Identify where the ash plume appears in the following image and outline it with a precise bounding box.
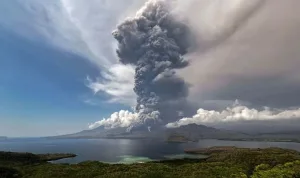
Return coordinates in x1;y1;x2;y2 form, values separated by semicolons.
89;0;267;131
112;0;193;128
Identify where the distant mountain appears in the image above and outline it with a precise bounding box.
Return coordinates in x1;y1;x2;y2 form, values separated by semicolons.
165;124;300;142
55;126;163;139
214;119;300;135
54;121;300;142
165;124;249;141
212;119;300;142
54;124;249;141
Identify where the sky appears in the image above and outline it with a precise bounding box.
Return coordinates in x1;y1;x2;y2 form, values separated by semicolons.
0;0;145;137
1;0;300;137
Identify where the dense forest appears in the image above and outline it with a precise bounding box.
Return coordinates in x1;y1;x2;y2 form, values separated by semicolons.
1;147;300;178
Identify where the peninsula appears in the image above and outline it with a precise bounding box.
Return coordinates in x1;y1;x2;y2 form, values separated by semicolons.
1;147;300;177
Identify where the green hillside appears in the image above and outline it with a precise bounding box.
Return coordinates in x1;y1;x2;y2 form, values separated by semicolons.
1;147;300;178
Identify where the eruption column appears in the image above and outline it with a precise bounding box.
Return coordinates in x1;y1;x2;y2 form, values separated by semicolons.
113;0;193;127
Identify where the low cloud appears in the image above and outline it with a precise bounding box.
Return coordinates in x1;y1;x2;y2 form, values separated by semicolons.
166;101;300;128
88;104;162;130
88;110;139;129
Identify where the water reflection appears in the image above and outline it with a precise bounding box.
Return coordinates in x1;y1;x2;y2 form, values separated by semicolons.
1;138;300;164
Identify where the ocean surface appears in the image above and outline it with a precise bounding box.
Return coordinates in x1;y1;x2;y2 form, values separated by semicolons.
1;138;300;164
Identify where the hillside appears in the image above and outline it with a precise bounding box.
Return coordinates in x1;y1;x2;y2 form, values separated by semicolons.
1;147;300;178
165;124;249;141
53;122;300;143
55;124;249;141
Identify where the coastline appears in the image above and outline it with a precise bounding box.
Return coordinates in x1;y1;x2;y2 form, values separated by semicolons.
49;136;300;144
0;151;76;163
1;147;300;177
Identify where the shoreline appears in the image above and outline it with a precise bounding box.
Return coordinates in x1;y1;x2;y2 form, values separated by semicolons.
47;137;300;144
4;136;300;144
0;151;76;162
1;147;300;177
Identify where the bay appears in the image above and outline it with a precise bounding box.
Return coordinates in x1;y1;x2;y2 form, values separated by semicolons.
1;138;300;164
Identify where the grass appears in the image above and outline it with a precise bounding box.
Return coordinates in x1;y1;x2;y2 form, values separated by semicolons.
1;147;300;178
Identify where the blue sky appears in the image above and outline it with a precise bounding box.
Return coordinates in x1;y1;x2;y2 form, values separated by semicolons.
0;27;131;137
0;0;141;137
2;0;300;136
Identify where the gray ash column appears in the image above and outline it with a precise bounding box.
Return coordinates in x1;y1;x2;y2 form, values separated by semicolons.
112;0;193;128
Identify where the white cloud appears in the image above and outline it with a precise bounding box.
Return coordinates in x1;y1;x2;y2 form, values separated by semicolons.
60;0;126;67
0;0;146;106
166;103;300;128
59;0;147;106
0;0;97;62
88;110;139;129
88;105;161;130
57;0;146;68
0;0;145;68
87;64;136;106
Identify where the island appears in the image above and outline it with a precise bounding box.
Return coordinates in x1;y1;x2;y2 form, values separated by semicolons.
1;147;300;178
166;135;190;143
166;134;198;143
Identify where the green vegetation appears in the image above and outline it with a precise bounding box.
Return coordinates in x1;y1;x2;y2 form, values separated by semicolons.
166;135;190;143
1;147;300;178
0;151;76;166
252;161;300;178
218;138;300;143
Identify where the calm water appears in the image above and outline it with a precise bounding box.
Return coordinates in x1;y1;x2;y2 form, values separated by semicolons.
1;138;300;164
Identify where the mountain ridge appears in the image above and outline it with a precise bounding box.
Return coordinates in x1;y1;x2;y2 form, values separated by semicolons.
54;124;249;141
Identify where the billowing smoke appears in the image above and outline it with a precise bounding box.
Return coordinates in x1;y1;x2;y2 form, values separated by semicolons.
174;0;265;49
89;0;267;130
166;101;300;128
112;0;193;128
89;110;139;129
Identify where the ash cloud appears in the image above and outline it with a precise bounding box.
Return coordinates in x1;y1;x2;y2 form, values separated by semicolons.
112;0;194;128
173;0;266;50
89;0;270;130
181;0;300;109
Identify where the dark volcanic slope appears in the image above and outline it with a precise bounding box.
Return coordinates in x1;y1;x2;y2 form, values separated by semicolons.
165;124;249;140
55;124;249;140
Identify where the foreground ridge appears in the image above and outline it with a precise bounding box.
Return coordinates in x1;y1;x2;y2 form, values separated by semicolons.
1;147;300;178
